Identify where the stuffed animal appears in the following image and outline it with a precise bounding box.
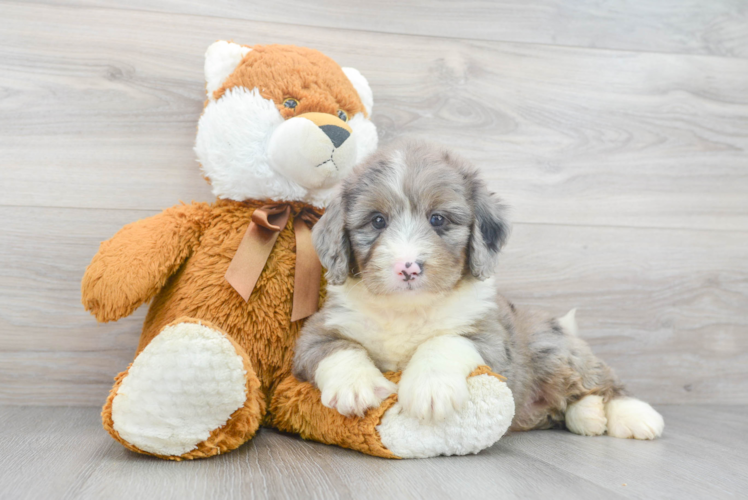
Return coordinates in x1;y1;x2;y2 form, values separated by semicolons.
82;41;514;460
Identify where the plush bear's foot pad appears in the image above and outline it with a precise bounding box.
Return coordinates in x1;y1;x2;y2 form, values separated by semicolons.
111;322;248;456
376;373;515;458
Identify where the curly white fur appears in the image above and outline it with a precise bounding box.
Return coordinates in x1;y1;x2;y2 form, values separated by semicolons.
111;322;247;456
378;374;515;458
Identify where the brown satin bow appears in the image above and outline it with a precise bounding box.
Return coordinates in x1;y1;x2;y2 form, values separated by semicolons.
225;204;322;322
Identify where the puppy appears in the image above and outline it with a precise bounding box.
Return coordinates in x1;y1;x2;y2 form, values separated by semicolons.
293;140;664;440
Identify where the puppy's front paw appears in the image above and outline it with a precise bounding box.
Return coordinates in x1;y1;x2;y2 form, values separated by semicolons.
315;350;397;418
398;368;469;422
606;397;664;440
320;373;397;417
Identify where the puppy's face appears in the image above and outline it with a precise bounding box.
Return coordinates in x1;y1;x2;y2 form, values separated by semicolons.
313;140;510;295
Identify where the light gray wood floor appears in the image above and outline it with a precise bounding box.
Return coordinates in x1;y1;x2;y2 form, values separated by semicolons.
1;405;746;500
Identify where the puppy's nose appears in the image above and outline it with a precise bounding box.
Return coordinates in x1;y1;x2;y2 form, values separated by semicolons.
394;261;422;282
319;125;350;148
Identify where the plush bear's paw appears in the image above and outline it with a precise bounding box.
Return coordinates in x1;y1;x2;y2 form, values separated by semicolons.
110;321;249;457
377;368;515;458
316;350;397;418
565;395;607;436
605;398;664;440
397;368;469;422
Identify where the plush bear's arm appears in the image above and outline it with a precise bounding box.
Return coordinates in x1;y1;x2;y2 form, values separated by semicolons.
82;202;211;322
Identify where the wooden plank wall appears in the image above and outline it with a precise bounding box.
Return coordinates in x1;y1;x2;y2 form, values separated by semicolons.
1;1;746;405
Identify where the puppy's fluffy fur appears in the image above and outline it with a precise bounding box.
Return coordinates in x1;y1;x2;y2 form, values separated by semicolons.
293;140;664;439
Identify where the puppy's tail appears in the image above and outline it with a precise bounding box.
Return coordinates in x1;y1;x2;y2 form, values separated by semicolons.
557;308;578;336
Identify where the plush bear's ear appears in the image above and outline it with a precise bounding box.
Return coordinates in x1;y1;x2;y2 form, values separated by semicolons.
468;179;511;280
204;41;251;99
342;67;373;116
312;196;351;285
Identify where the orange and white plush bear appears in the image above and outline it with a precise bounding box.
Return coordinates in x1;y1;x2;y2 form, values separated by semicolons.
82;41;514;460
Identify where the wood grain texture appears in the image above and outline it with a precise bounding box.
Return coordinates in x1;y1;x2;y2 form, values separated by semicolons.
0;207;152;404
2;2;748;231
0;1;746;407
0;405;746;500
31;0;748;58
1;207;745;405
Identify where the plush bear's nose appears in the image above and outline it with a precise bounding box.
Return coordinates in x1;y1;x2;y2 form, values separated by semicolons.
297;112;353;149
319;125;350;148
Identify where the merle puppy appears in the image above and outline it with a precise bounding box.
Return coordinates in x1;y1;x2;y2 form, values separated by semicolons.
293;140;664;439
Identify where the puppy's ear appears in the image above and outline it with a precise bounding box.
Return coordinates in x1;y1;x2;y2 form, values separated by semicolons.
313;196;351;285
469;180;510;280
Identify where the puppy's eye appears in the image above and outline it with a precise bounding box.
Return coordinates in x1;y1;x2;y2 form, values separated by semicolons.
430;214;446;227
283;98;298;109
337;109;348;122
372;215;386;230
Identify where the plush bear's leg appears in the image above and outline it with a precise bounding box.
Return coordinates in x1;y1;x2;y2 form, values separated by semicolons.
269;366;514;459
102;317;265;460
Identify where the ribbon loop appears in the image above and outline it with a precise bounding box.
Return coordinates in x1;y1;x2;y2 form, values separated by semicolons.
251;205;291;231
290;216;322;322
225;203;323;322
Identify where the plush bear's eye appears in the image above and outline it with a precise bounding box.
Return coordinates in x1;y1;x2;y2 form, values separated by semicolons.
283;98;298;109
337;109;348;122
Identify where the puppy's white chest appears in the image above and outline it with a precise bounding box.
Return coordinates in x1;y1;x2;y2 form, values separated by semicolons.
326;278;498;371
352;311;444;371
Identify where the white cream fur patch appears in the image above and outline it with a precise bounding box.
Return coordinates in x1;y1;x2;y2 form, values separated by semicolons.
324;276;499;372
111;322;247;457
341;67;373;116
267;114;358;191
377;374;515;458
398;335;484;421
204;41;251;99
565;394;607;436
348;112;378;165
606;397;665;440
315;349;397;417
558;308;578;336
